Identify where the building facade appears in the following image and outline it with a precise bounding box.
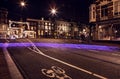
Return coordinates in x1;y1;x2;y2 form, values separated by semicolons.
27;18;80;39
27;18;54;38
8;20;36;39
55;20;71;39
0;8;8;39
0;7;87;39
89;0;120;40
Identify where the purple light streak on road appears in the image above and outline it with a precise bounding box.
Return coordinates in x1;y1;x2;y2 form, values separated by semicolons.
0;43;119;51
0;43;32;47
0;43;4;47
35;43;118;51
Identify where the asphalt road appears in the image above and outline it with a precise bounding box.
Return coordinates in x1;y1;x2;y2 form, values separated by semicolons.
6;39;120;79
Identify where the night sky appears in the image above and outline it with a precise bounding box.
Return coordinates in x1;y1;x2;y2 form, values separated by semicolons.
0;0;94;23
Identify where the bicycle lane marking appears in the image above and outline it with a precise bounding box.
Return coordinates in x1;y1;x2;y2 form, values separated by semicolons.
41;66;72;79
27;39;108;79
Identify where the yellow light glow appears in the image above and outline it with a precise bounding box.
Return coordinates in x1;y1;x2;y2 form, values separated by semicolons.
21;1;26;7
50;7;58;16
51;9;56;14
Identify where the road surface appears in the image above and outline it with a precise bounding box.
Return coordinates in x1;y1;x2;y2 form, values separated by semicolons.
5;39;120;79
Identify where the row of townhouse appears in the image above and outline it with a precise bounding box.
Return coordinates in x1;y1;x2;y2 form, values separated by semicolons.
27;18;81;39
8;18;86;39
0;8;89;39
89;0;120;40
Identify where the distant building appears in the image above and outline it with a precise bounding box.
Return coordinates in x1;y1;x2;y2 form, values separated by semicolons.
54;20;80;39
8;20;36;39
0;8;8;39
0;8;8;24
89;0;120;40
0;8;83;39
69;22;79;39
27;18;54;38
27;18;80;39
55;20;71;38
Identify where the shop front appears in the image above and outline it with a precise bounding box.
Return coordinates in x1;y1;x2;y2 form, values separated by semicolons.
95;19;120;40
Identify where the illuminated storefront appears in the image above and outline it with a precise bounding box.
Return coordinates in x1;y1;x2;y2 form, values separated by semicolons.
90;0;120;40
8;20;35;39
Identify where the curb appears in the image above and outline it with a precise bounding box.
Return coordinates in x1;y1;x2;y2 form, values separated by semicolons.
3;46;24;79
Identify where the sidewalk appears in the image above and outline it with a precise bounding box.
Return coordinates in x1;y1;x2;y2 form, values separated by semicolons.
90;40;120;47
0;48;11;79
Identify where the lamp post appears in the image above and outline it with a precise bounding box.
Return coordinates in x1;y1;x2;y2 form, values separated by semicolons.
20;1;26;21
50;8;57;38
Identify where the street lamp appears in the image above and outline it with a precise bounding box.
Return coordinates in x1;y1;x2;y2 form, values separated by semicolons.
51;9;56;15
20;1;26;7
20;1;26;21
49;7;58;38
50;8;57;16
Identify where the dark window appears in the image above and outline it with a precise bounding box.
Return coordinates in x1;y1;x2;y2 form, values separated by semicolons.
101;5;108;17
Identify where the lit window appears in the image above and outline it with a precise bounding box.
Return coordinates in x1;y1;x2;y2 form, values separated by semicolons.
49;23;51;26
45;30;48;32
99;26;102;28
45;22;47;25
38;30;40;35
114;1;120;16
41;31;43;35
49;26;51;30
45;26;48;29
2;25;5;30
31;27;33;30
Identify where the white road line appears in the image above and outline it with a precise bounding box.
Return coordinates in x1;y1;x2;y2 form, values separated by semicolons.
27;39;108;79
89;50;100;53
89;49;120;57
112;53;120;57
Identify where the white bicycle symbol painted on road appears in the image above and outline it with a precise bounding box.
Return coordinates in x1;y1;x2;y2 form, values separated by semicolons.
41;66;72;79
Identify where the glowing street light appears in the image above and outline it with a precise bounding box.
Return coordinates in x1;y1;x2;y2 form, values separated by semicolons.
20;1;26;7
50;8;57;16
20;1;26;21
49;6;58;38
51;9;56;14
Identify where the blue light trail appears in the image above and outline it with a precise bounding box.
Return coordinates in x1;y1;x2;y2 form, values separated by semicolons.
0;43;119;51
